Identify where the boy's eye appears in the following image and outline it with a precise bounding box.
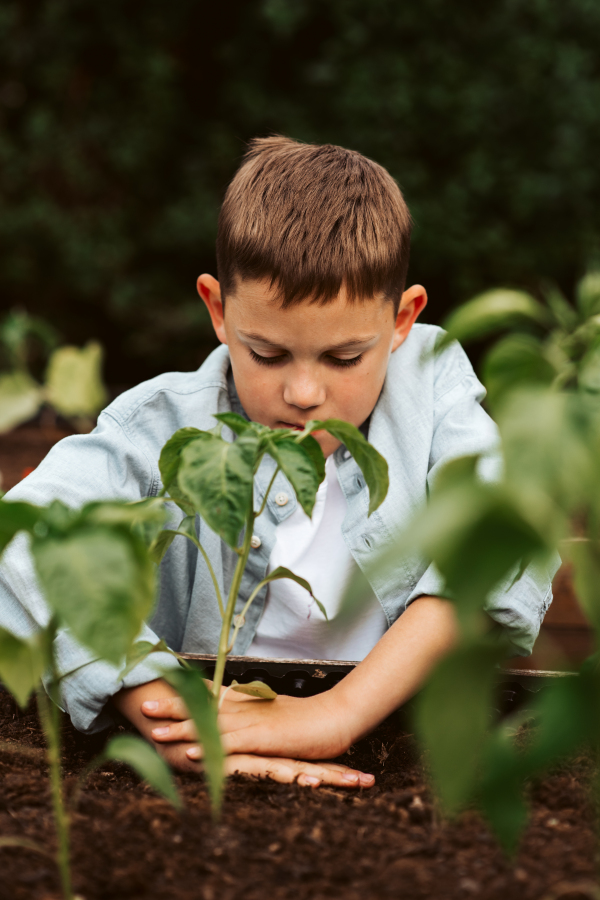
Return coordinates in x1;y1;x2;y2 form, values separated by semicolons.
249;349;286;366
248;349;364;368
328;354;364;368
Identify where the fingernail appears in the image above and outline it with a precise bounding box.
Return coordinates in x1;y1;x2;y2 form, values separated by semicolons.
142;701;158;711
186;747;201;759
343;772;359;783
359;773;375;786
304;775;321;786
152;726;169;736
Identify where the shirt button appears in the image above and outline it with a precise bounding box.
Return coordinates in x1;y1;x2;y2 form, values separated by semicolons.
250;534;262;549
275;492;289;507
343;449;351;460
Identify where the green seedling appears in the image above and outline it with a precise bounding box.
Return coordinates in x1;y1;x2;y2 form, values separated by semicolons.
372;270;600;851
129;414;388;811
0;497;181;900
0;309;107;435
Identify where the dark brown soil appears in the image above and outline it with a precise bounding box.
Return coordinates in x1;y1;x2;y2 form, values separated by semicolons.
0;694;597;900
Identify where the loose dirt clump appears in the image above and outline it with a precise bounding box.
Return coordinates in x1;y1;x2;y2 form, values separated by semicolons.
0;697;597;900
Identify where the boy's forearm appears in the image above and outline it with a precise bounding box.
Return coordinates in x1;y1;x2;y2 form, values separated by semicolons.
116;597;458;764
332;595;459;742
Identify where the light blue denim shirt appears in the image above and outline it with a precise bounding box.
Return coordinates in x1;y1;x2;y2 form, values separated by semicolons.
0;324;557;732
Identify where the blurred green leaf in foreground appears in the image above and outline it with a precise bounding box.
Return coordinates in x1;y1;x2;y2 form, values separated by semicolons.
352;271;600;852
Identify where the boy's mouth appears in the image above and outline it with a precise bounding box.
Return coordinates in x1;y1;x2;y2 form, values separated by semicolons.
279;421;305;431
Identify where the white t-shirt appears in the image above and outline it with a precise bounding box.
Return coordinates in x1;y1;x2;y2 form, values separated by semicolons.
249;456;388;661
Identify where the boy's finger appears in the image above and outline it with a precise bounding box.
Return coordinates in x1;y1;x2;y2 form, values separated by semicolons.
222;754;375;789
142;696;189;720
151;719;199;742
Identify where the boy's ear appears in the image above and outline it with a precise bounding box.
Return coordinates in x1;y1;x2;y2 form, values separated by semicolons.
391;285;428;352
197;274;227;344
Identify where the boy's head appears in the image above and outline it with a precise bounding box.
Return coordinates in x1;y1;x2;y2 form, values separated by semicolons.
199;136;427;456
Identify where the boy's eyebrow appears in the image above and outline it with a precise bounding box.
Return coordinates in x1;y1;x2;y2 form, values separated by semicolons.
238;331;378;350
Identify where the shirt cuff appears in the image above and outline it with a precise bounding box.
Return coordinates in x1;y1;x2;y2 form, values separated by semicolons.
50;628;181;734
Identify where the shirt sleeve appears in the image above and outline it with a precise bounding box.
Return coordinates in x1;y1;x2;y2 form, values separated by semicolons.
404;339;558;656
0;411;180;733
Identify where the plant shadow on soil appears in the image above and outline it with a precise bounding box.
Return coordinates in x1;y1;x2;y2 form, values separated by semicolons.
0;692;598;900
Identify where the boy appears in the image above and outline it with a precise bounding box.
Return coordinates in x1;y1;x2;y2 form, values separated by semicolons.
0;137;554;789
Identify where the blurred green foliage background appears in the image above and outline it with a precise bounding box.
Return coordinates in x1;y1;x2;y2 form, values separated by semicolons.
1;0;599;382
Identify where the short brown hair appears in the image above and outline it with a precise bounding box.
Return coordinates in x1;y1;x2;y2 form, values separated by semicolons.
216;136;412;312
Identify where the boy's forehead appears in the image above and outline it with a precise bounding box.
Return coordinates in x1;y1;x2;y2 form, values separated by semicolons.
226;282;393;350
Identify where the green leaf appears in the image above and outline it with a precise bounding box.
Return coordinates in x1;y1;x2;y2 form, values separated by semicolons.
148;528;177;565
499;389;600;517
296;434;326;483
0;627;45;708
104;734;182;808
305;419;389;515
118;638;171;680
0;371;43;433
542;283;579;332
0;499;41;553
441;289;550;347
394;465;548;618
230;679;277;700
268;438;324;517
480;673;595;852
568;540;600;634
482;334;556;411
178;431;261;547
576;271;600;319
32;526;155;665
165;667;224;814
80;498;168;551
524;675;594;772
264;565;327;619
0;310;58;371
479;724;529;854
158;427;205;491
44;341;108;418
0;836;54;859
82;498;167;531
213;412;252;436
433;489;548;613
416;639;506;815
579;341;600;393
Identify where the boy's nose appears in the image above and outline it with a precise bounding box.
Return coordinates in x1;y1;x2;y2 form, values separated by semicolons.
283;373;326;410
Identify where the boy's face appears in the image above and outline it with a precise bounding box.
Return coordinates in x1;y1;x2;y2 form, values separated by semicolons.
198;275;427;457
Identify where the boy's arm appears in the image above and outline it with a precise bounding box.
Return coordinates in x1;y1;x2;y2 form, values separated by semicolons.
112;678;376;788
143;595;459;761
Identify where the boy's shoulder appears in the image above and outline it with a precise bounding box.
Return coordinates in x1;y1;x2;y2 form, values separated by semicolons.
101;344;232;442
387;323;478;397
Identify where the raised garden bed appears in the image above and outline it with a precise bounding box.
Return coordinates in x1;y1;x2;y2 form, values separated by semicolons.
0;691;597;900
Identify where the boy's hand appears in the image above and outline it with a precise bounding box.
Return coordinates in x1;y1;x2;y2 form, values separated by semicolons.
113;679;374;789
144;689;354;763
155;739;373;788
143;596;459;768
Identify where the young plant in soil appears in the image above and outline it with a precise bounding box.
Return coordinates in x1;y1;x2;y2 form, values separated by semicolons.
130;414;389;810
0;497;181;900
0;308;108;436
375;271;600;851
